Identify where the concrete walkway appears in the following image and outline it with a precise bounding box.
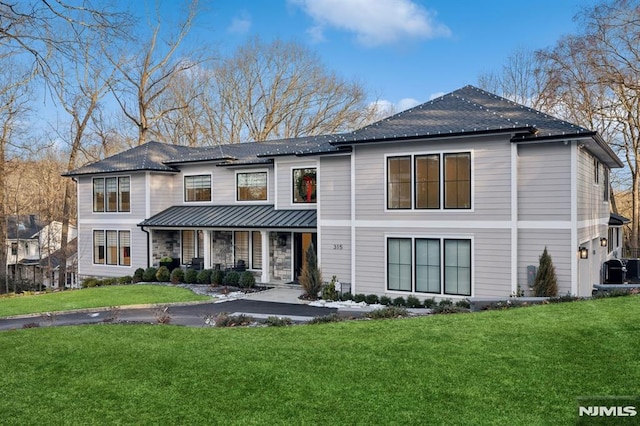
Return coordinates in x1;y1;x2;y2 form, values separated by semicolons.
242;287;307;304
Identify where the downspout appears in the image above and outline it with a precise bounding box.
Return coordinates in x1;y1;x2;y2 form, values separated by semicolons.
139;225;151;268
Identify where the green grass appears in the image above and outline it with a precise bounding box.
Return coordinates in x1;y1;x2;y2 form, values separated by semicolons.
0;285;211;317
0;297;638;425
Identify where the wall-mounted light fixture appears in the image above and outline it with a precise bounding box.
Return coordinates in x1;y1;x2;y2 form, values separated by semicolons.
579;247;589;259
600;238;608;247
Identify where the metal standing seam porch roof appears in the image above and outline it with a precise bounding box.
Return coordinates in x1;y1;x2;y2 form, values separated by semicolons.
138;205;316;229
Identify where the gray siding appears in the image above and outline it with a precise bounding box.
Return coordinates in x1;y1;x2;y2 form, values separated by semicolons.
352;136;512;221
319;155;351;220
577;147;609;222
518;143;571;221
77;225;147;278
149;173;179;215
275;158;318;210
352;227;512;299
517;229;571;295
319;226;351;284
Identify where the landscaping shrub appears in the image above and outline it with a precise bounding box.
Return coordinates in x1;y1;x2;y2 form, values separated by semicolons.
406;295;422;308
548;294;582;303
364;294;379;305
101;278;118;286
81;277;99;288
532;246;559;297
222;271;240;287
438;299;453;307
170;268;184;284
142;267;158;282
379;295;392;306
184;269;198;284
339;292;353;301
392;296;406;307
322;276;339;301
366;306;410;319
353;293;366;303
299;243;322;300
118;276;133;285
422;298;437;308
455;299;471;309
593;288;634;299
155;266;171;282
210;312;254;327
308;313;345;324
433;305;470;315
132;268;144;283
210;270;225;286
239;271;256;289
265;316;293;327
197;269;212;284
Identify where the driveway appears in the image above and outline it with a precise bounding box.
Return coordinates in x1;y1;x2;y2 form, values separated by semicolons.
0;298;341;331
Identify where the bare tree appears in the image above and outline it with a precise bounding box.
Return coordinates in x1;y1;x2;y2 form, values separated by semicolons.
204;37;374;144
108;0;204;146
537;0;640;247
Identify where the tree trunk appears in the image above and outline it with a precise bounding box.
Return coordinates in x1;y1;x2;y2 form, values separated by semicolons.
632;173;639;250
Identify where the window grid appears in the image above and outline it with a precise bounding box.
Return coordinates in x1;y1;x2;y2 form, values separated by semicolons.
387;152;471;210
252;231;262;269
182;230;195;263
185;175;212;202
93;177;130;212
237;172;267;201
93;230;130;266
387;237;471;296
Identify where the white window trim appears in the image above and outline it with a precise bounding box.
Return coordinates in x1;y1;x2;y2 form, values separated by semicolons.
383;150;475;213
183;173;213;203
384;233;474;298
290;164;318;209
234;168;270;203
92;175;132;214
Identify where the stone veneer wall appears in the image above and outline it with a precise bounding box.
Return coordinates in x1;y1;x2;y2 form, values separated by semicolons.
151;230;180;266
212;231;233;268
270;232;291;282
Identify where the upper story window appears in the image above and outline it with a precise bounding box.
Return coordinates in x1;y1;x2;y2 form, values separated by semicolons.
184;175;211;202
93;177;130;212
387;152;471;210
293;168;316;204
237;172;267;201
594;158;600;184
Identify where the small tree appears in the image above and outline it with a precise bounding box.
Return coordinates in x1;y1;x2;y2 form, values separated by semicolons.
299;243;322;300
533;247;558;297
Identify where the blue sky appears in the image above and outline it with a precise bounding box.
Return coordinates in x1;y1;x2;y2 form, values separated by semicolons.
172;0;589;111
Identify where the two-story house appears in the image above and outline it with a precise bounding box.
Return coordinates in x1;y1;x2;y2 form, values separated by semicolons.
65;86;623;298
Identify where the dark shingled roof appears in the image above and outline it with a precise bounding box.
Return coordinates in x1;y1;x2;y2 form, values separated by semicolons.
609;213;631;226
7;215;43;239
139;205;316;228
65;141;196;176
329;85;594;145
40;238;78;269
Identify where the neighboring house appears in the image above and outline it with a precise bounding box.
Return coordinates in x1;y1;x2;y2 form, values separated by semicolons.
65;86;623;298
40;238;79;289
5;215;77;284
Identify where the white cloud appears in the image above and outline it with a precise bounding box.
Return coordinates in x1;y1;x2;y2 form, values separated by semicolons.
428;91;445;100
368;98;422;118
289;0;451;46
228;12;251;34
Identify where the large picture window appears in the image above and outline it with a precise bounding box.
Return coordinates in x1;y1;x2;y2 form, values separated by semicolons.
293;168;317;204
387;152;471;210
237;172;267;201
93;230;131;266
184;175;211;202
387;237;471;296
93;177;130;212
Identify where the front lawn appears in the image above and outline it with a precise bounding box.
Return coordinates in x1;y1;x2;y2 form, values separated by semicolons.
0;285;211;317
0;296;638;424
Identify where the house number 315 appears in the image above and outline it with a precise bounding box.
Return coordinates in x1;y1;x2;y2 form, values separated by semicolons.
333;244;343;250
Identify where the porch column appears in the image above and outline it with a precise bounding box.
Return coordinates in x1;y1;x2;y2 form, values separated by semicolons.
261;230;270;284
203;230;212;269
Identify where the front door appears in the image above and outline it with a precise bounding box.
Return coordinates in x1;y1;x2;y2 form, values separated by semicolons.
293;232;317;281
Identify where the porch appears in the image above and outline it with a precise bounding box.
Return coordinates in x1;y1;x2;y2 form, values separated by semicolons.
139;204;317;285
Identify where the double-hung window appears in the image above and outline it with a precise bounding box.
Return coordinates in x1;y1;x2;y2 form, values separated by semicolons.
387;152;471;210
237;172;267;201
93;230;131;266
184;175;211;202
387;237;471;296
233;231;262;270
93;177;130;212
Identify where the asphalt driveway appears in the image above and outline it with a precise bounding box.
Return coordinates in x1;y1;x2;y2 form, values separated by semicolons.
0;299;340;331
